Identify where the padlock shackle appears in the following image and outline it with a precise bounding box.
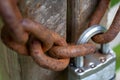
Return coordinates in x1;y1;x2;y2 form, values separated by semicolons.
75;25;110;68
77;25;106;44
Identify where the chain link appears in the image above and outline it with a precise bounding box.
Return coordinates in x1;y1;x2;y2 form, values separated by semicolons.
88;0;120;44
92;7;120;43
0;0;120;71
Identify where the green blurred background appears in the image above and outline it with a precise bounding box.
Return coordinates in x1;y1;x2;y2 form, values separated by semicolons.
111;0;120;7
114;45;120;70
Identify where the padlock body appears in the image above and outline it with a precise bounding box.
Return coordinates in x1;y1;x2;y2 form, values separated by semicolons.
68;49;116;80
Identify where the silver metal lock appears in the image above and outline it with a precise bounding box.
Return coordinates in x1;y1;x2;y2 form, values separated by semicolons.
68;25;116;80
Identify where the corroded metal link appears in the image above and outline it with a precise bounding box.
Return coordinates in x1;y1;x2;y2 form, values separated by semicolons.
89;0;120;44
92;6;120;43
1;19;54;55
49;43;96;58
0;0;22;25
0;0;54;52
21;19;54;52
49;29;96;59
88;0;110;26
29;39;69;71
0;0;27;44
28;34;70;71
1;26;28;55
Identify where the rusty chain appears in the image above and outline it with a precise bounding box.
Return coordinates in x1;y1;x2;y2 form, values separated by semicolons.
0;0;120;71
88;0;120;44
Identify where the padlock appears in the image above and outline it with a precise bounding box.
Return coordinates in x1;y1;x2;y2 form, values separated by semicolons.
68;25;116;80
